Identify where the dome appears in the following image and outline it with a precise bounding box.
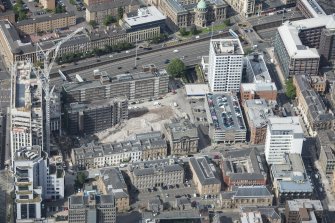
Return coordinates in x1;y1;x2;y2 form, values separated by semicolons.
197;0;207;10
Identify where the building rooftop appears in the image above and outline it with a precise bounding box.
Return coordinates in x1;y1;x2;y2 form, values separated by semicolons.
206;93;246;131
73;132;166;159
300;0;326;18
287;199;323;212
63;69;167;93
291;14;335;29
64;97;127;113
221;147;267;181
295;75;334;123
245;53;271;83
278;22;320;59
241;207;281;222
69;192;115;208
16;11;75;26
87;0;140;12
128;158;184;176
14;145;42;161
210;39;244;55
185;84;210;97
244;99;276;128
99;168;127;191
123;6;166;27
164;0;226;14
233;186;272;198
267;116;304;136
165;118;198;141
240;211;263;223
189;157;221;186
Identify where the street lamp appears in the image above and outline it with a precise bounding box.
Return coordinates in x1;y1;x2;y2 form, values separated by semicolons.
135;38;138;68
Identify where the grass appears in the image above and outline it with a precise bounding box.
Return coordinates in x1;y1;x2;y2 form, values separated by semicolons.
201;23;227;33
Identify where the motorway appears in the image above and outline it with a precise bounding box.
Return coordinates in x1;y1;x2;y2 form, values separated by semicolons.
50;40;212;87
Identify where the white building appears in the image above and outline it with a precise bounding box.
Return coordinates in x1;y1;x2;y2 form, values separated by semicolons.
45;164;65;200
10;62;43;164
264;117;304;165
14;146;47;221
208;38;244;93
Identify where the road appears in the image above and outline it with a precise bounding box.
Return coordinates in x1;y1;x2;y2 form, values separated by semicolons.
50;40;212;87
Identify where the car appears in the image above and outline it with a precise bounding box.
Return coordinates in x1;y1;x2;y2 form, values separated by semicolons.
133;66;137;69
125;71;130;74
173;49;179;53
164;59;170;64
118;66;122;69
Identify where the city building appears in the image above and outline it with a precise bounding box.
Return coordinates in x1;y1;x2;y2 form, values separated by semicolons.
220;186;273;209
333;170;335;193
0;0;15;23
71;132;167;169
14;146;47;222
264;117;304;165
127;158;184;189
96;168;129;212
271;154;313;204
205;93;246;144
86;0;140;23
240;53;277;102
208;38;244;92
62;67;169;103
274;21;320;78
68;190;116;223
285;199;323;223
240;207;281;223
225;0;261;17
16;12;76;35
221;148;267;189
189;157;221;196
274;15;335;77
316;130;335;174
159;0;227;29
309;75;327;93
296;0;326;18
63;97;128;135
120;6;166;32
45;164;65;200
40;0;55;10
293;75;334;134
240;210;263;223
164;118;199;155
243;99;276;144
0;20;162;69
9;62;43;163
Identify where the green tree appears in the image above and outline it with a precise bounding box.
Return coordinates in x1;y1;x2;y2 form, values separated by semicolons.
18;11;27;21
88;20;97;28
190;25;198;35
55;4;65;13
166;58;186;78
74;172;87;189
179;27;188;36
103;15;116;26
285;78;296;99
117;6;124;20
224;19;231;26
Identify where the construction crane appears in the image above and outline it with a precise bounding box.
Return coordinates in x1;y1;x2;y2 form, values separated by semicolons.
33;27;84;155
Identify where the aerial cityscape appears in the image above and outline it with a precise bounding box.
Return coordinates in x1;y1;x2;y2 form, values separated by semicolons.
0;0;335;222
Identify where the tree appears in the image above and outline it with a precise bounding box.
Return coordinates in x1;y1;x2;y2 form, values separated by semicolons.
285;78;296;99
74;172;87;189
190;25;198;35
224;19;231;26
103;15;116;26
55;4;65;13
117;6;124;20
88;20;97;28
166;58;186;78
18;11;27;21
179;27;188;36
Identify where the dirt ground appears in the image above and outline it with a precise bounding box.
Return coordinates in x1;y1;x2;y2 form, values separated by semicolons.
95;87;194;143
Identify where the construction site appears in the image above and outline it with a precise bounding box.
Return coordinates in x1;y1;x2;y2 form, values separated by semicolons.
96;87;194;143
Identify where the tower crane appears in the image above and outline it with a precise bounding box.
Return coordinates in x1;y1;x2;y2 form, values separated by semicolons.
33;27;84;155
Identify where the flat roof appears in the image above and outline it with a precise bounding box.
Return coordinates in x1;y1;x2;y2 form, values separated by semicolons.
87;0;140;12
291;14;335;29
210;39;244;55
268;116;304;136
206;93;246;131
278;23;320;59
185;84;209;96
124;6;166;27
244;99;276;128
16;11;75;26
165;118;198;141
300;0;326;18
287;199;323;211
246;53;271;83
